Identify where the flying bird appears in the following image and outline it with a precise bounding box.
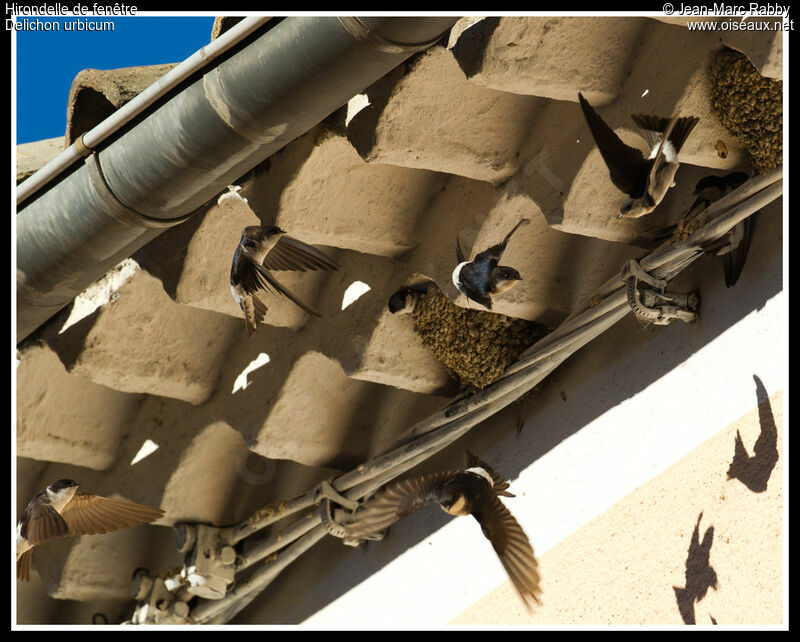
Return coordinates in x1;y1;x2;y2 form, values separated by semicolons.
687;172;753;287
452;219;530;310
578;92;699;219
17;479;164;582
344;450;541;610
230;225;339;335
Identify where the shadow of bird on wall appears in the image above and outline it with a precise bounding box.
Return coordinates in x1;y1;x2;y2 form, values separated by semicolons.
673;512;718;625
726;374;779;493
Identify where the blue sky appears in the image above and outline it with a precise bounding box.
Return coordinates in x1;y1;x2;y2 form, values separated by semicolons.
14;16;216;144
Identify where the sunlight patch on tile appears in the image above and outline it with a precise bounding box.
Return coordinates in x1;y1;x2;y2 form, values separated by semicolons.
232;352;271;394
345;93;371;127
131;439;160;465
341;281;371;310
59;258;140;334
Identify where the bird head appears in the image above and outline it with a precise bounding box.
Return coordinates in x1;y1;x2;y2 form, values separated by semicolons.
388;288;417;315
261;225;285;237
48;479;79;492
241;225;285;248
46;479;79;504
493;267;523;294
440;490;471;517
618;195;655;220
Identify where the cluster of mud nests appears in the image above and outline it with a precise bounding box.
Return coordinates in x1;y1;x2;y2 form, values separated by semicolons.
399;285;551;392
709;48;782;174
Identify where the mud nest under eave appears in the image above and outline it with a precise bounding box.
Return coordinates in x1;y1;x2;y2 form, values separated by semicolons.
411;287;551;393
709;48;782;174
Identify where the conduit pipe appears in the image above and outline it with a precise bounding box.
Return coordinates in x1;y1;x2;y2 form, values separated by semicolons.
16;16;459;341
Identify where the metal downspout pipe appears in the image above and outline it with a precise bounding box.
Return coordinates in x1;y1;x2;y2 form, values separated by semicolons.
15;16;460;342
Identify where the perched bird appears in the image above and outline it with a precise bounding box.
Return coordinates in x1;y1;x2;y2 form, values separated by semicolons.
689;172;753;288
388;288;419;315
17;479;164;582
230;225;339;335
578;92;699;219
452;219;530;310
345;450;541;610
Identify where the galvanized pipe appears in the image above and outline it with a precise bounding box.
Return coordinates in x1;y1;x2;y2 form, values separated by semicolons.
16;16;459;341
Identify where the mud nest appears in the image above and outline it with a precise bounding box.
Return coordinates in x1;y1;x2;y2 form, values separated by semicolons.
411;287;551;392
709;48;782;174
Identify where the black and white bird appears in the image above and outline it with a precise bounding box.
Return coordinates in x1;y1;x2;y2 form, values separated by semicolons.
578;92;699;219
344;451;541;610
230;225;339;335
17;479;164;582
452;219;530;310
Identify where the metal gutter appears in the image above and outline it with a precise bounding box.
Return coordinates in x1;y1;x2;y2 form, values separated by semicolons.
16;16;459;342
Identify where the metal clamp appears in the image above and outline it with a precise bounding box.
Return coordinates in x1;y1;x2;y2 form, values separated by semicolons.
621;260;699;325
318;497;385;547
314;480;384;547
180;524;237;600
130;568;192;624
313;480;359;512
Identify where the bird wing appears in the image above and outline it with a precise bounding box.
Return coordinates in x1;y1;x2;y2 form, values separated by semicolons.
261;235;339;272
252;262;322;317
472;495;541;609
472;243;506;271
345;471;456;539
578;92;649;197
59;493;164;536
721;218;752;288
631;114;700;156
644;116;678;187
17;550;32;582
231;248;269;334
455;265;495;309
465;450;514;497
231;246;271;296
472;219;530;269
242;291;268;336
19;499;70;546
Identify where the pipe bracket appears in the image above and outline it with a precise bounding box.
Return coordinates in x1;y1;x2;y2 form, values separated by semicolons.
73;134;94;157
314;479;385;547
85;153;195;229
318;497;384;547
621;259;700;325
